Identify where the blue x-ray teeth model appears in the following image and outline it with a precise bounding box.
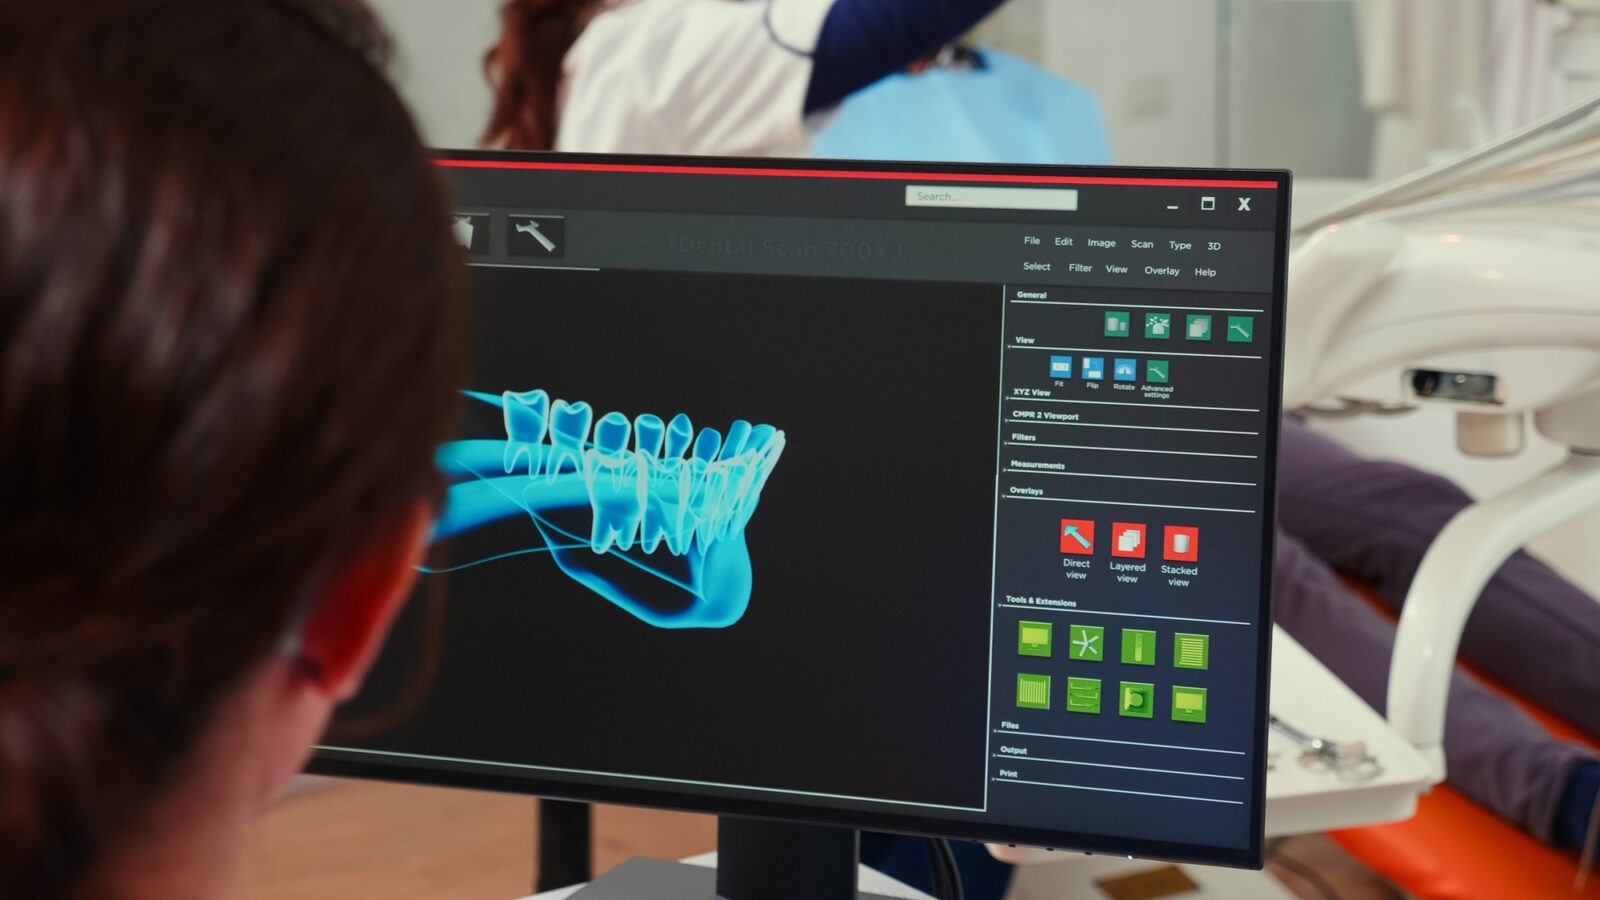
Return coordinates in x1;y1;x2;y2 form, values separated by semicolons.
431;389;786;629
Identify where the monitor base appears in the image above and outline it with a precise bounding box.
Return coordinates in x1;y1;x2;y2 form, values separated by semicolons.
571;817;906;899
568;857;904;900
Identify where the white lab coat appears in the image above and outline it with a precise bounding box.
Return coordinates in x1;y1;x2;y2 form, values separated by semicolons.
555;0;837;156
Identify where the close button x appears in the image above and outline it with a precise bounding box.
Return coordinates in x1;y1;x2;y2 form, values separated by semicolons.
1237;197;1252;211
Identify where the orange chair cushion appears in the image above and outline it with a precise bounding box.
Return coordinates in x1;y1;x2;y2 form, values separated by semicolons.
1326;583;1600;899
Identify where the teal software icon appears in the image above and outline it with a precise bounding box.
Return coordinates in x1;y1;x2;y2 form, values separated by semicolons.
1186;314;1213;341
1105;311;1131;338
1144;312;1173;339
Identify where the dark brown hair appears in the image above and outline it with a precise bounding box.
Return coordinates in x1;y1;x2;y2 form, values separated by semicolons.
0;1;467;895
482;0;605;149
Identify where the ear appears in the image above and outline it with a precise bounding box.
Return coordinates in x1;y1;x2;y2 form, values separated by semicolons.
295;502;432;701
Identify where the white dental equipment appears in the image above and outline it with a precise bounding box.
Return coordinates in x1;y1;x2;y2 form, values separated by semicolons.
1286;90;1600;781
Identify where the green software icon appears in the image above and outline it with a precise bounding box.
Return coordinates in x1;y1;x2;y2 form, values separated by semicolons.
1066;677;1102;714
1017;673;1051;710
1121;629;1157;666
1104;311;1131;338
1119;681;1155;718
1172;686;1208;723
1174;633;1210;670
1018;621;1052;658
1186;314;1213;341
1227;316;1255;343
1144;312;1173;339
1146;359;1170;384
1068;624;1105;662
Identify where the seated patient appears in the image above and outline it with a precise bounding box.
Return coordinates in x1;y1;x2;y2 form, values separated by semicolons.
0;2;465;897
1276;419;1600;849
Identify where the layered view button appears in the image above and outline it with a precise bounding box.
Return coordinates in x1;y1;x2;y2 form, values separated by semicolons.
1111;522;1146;558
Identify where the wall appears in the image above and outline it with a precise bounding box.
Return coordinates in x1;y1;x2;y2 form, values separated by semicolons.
370;0;502;147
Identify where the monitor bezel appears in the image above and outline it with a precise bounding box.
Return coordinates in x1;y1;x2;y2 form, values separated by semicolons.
309;150;1290;871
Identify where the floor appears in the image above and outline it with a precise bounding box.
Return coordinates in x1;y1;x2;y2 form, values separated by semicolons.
240;777;1401;900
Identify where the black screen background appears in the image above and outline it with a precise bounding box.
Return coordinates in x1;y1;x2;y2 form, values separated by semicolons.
339;268;1003;808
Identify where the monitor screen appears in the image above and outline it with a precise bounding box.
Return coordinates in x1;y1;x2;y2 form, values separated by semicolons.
313;153;1290;869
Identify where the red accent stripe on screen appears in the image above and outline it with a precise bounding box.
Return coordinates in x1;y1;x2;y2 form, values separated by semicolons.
434;159;1279;190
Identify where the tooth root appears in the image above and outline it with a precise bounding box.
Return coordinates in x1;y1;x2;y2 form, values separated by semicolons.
634;414;664;458
664;413;693;459
717;420;752;461
584;448;645;554
730;433;785;535
672;461;704;554
502;389;549;474
640;460;669;555
695;469;725;553
546;400;593;483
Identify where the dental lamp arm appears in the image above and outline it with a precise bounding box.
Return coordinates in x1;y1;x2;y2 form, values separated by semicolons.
1387;451;1600;779
1282;224;1401;410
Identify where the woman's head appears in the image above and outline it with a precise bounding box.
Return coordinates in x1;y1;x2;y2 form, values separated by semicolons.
0;0;466;895
482;0;605;149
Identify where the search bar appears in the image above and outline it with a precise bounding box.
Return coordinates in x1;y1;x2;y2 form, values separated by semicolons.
905;185;1079;211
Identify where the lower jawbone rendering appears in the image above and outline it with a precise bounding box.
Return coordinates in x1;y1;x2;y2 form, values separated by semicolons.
430;389;786;629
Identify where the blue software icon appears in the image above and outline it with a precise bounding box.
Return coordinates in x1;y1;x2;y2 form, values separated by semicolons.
1113;358;1138;382
1049;355;1073;379
1082;357;1106;381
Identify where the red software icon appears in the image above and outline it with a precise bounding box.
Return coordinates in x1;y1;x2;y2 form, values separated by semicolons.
1163;526;1200;562
1111;522;1147;558
1059;519;1095;555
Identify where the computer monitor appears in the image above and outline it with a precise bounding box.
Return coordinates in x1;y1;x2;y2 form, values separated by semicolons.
312;153;1290;886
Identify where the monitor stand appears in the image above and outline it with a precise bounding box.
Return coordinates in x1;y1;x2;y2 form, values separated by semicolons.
569;817;905;899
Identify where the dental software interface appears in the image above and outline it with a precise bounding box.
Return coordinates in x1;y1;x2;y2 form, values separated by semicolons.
321;158;1286;866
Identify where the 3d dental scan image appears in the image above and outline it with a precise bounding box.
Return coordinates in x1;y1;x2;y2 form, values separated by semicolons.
431;388;786;628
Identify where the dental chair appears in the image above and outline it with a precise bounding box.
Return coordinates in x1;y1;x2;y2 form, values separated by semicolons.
1286;91;1600;899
